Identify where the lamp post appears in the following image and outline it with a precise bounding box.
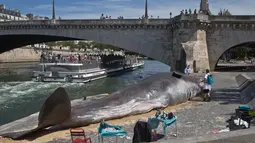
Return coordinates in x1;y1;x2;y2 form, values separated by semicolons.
52;0;56;24
170;12;172;19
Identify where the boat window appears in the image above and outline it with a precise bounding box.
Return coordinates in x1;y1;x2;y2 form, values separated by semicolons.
39;65;81;72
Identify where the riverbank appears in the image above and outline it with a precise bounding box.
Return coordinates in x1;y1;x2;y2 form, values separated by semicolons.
0;72;254;143
0;101;198;143
0;100;240;143
0;47;126;63
0;48;40;63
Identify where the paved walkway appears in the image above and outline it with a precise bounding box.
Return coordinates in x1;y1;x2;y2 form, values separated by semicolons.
46;100;242;143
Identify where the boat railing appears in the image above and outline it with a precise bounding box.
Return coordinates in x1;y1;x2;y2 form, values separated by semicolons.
40;59;101;64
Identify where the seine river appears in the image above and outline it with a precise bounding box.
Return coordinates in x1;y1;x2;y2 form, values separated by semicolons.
0;60;170;125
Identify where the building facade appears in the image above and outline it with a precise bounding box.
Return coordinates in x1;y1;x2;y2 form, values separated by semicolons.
0;4;29;21
34;15;49;20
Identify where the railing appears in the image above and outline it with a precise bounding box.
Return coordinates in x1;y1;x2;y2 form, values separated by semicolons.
174;14;255;22
0;20;52;25
209;15;255;21
40;58;100;64
2;15;255;27
0;19;173;25
179;14;209;22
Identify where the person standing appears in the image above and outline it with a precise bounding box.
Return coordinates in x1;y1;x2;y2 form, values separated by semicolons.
184;65;191;75
201;69;214;102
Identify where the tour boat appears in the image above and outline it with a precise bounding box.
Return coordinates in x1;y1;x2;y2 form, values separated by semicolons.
32;59;144;83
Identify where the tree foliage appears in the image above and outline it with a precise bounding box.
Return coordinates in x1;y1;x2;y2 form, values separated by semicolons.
45;42;57;47
220;47;255;61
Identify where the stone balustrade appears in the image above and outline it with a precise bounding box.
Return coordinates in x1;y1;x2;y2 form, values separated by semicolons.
1;15;255;27
209;15;255;21
0;19;173;26
176;14;209;22
0;18;185;30
1;15;255;31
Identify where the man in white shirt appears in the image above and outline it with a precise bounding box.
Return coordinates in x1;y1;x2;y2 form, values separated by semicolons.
184;65;191;75
202;69;211;102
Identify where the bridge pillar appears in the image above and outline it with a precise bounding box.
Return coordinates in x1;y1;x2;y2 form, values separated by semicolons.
142;18;149;24
181;29;210;73
51;19;56;24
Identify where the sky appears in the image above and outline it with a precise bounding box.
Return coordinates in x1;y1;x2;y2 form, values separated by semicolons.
1;0;255;19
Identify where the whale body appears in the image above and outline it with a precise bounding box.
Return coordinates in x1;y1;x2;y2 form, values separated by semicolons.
0;72;202;139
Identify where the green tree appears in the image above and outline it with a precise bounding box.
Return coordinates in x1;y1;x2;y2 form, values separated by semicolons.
78;42;90;50
45;42;57;47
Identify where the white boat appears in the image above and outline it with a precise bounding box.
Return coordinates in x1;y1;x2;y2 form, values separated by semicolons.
32;60;144;83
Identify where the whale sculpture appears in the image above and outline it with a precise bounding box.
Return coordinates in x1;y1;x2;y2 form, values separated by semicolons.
0;72;202;139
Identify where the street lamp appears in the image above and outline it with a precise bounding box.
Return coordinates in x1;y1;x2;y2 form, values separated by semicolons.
170;12;172;18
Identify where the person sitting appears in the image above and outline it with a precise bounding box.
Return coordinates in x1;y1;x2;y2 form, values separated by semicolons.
155;109;161;117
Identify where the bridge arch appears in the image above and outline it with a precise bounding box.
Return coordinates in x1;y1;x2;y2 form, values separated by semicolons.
207;30;255;71
0;35;79;52
0;28;175;68
213;41;255;70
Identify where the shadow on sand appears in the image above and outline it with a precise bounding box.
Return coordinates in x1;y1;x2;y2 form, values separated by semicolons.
1;126;70;141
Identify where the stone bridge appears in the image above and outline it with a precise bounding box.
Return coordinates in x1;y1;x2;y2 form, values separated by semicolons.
1;14;255;72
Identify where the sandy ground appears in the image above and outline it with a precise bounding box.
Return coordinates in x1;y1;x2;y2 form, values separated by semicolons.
0;101;199;143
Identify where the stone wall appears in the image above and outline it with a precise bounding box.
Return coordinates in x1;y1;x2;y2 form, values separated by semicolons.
0;48;41;63
0;48;93;63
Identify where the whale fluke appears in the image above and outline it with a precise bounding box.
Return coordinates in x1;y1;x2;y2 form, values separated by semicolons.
0;87;71;139
38;87;71;128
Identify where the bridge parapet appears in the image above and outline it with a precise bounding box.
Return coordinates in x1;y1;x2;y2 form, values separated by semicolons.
209;15;255;21
0;19;174;26
0;20;53;25
58;19;173;25
179;14;209;22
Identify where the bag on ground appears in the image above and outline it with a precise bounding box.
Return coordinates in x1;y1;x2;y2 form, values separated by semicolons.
132;121;151;143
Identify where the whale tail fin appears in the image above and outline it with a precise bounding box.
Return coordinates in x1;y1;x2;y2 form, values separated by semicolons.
0;87;72;139
38;87;72;128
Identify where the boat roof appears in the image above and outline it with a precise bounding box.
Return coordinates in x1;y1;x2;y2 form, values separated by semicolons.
39;63;83;66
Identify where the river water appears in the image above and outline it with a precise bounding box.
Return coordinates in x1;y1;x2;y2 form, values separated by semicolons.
0;60;170;126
